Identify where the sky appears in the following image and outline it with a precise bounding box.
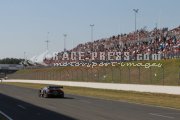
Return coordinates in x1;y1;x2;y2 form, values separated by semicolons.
0;0;179;59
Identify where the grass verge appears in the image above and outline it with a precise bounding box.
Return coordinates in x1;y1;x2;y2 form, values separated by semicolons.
2;82;180;110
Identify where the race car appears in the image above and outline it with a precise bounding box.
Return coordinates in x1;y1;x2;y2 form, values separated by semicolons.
39;85;64;98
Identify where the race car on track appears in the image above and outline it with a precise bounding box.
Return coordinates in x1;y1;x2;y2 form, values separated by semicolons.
39;85;64;98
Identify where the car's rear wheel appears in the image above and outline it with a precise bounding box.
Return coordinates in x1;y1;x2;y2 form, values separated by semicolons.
39;90;42;97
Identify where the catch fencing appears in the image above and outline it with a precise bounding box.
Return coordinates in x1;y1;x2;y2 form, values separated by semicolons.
8;64;180;86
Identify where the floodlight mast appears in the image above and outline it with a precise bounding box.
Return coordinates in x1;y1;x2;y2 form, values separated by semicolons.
63;34;67;52
45;32;50;51
24;52;26;60
90;24;94;52
90;24;94;42
133;9;139;32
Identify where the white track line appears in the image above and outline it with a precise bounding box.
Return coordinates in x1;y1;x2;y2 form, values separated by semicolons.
149;113;175;119
0;110;13;120
46;105;56;110
17;105;26;110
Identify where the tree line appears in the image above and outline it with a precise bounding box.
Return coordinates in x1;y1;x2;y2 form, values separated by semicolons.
0;58;24;64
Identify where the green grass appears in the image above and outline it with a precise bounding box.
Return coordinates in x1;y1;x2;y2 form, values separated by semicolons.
8;59;180;85
3;82;180;110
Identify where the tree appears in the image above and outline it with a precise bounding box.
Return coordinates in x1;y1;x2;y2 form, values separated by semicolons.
0;58;24;64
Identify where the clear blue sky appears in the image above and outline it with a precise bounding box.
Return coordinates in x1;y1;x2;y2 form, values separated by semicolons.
0;0;179;59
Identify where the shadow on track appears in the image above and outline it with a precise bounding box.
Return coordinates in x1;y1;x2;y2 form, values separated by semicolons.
0;93;77;120
63;96;74;99
39;95;75;99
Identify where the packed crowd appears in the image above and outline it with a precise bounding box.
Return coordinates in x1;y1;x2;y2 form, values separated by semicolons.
44;26;180;64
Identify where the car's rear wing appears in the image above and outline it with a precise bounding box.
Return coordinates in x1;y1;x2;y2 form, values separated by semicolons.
48;86;63;89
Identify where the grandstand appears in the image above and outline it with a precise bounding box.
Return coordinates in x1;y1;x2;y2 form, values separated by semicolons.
41;26;180;66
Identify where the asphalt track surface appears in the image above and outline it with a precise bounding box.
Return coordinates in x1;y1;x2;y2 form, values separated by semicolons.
0;84;180;120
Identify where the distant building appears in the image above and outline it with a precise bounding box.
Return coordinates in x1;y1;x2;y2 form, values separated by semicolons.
0;64;23;74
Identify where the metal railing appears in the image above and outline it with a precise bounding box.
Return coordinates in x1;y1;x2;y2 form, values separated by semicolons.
8;64;180;86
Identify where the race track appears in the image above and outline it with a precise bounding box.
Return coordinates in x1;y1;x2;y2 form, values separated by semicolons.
0;84;180;120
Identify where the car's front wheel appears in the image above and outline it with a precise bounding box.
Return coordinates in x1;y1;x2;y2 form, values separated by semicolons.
43;92;48;98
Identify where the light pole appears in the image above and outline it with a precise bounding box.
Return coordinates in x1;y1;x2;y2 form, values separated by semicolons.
45;32;50;51
45;40;50;51
133;9;139;32
63;34;67;52
24;52;26;61
90;24;94;52
90;24;94;42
